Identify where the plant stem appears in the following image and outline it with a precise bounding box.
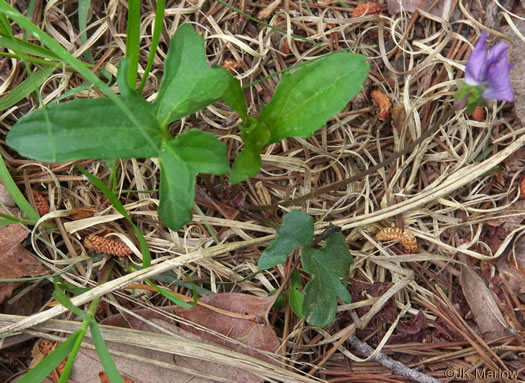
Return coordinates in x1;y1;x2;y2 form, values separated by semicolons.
58;262;114;382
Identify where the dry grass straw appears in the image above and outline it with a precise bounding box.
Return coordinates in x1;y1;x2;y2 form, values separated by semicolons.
2;0;525;381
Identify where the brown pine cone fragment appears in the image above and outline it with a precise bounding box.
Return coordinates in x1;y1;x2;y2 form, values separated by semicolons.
84;234;132;257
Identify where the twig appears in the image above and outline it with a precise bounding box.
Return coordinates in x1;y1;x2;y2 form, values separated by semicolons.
346;335;442;383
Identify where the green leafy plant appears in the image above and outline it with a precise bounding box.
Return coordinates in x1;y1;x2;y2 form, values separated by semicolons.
6;19;369;231
230;52;369;183
7;24;232;231
259;211;353;327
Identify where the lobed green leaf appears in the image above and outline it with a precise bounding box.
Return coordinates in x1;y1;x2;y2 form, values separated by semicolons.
301;232;353;327
258;210;313;269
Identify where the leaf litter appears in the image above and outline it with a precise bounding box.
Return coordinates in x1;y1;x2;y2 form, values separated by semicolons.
0;206;48;304
68;293;279;382
2;0;525;382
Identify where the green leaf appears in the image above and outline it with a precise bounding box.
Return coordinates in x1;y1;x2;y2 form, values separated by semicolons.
154;24;231;125
158;130;229;231
455;80;486;114
0;1;160;155
301;232;353;327
53;282;125;383
269;289;286;308
289;288;304;318
117;58;133;99
7;94;163;162
258;210;313;269
231;52;369;183
218;65;248;120
230;146;261;185
289;269;304;318
0;154;39;221
230;118;269;184
138;0;165;94
125;0;141;90
290;268;302;289
53;287;96;325
17;331;81;383
259;52;369;142
158;143;194;230
0;12;12;36
0;36;59;60
147;280;193;308
78;0;94;63
89;322;125;383
0;66;54;111
169;129;230;174
57;281;91;295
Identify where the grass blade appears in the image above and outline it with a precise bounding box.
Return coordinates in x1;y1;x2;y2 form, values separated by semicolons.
0;66;54;110
0;36;59;60
126;0;141;91
17;331;81;383
0;12;12;36
138;0;165;94
89;321;125;382
0;155;39;221
146;280;193;308
78;0;94;63
0;2;159;152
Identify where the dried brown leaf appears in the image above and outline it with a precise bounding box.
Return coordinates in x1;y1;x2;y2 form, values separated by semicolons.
391;103;406;132
28;339;63;382
175;293;279;363
459;256;507;339
98;371;135;383
472;106;484;122
370;90;392;121
0;208;48;303
0;179;15;207
497;239;525;300
68;293;281;382
502;146;525;173
485;199;525;233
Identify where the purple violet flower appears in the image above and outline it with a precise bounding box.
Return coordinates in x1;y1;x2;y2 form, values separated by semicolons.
464;30;514;102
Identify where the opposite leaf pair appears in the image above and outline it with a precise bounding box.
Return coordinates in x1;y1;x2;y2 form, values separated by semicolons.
7;24;369;231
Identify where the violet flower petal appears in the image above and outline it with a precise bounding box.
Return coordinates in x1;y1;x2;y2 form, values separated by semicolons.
482;41;510;78
483;54;514;102
465;31;488;85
